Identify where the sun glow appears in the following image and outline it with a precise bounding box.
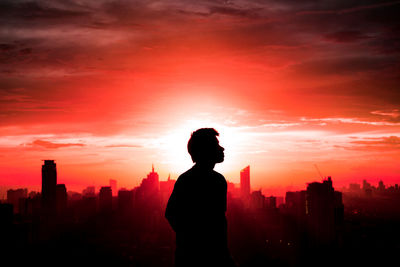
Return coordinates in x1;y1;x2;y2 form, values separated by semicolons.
152;119;247;175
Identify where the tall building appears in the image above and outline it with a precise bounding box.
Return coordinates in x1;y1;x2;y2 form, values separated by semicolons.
99;186;113;212
141;164;159;193
240;165;250;198
137;165;161;210
306;177;343;245
109;179;117;196
42;160;57;211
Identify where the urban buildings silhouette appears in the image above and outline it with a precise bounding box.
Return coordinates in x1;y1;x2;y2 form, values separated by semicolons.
55;184;67;215
99;186;112;212
0;161;399;266
109;179;117;196
6;188;27;214
283;176;344;254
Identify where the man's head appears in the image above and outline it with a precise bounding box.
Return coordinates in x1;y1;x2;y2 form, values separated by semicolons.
187;128;225;164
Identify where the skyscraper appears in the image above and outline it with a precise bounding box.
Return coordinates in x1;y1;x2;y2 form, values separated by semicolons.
306;177;343;245
240;165;250;198
42;160;57;211
145;164;159;192
137;165;160;209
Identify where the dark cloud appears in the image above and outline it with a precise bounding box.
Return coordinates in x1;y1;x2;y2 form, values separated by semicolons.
0;1;91;22
323;30;371;43
1;0;399;57
0;0;399;131
288;56;397;76
0;41;33;65
19;48;32;55
208;5;261;17
293;0;400;15
272;1;400;55
28;139;85;149
0;43;17;51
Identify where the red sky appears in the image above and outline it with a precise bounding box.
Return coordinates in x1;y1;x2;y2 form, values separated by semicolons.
0;0;399;196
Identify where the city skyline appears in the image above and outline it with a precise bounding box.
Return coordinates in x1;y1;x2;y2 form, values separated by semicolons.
1;160;398;200
2;156;399;266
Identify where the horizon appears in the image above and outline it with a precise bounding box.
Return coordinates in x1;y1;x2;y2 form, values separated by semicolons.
1;160;397;200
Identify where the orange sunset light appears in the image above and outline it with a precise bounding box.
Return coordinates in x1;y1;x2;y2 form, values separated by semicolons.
0;0;399;197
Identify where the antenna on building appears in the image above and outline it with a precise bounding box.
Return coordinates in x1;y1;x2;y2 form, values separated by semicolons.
152;163;154;173
168;174;170;181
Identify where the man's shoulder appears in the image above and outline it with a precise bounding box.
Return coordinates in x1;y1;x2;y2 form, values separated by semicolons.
212;170;227;186
212;170;226;179
175;168;195;186
177;168;194;180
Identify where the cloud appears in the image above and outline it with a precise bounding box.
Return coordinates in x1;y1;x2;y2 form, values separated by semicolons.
289;56;397;76
0;43;17;51
28;139;85;149
208;5;261;18
323;30;371;43
352;136;400;145
0;0;399;136
296;1;400;15
0;1;91;22
300;117;400;126
105;144;142;148
370;109;400;122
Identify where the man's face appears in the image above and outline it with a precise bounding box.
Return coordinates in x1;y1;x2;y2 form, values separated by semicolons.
212;137;225;163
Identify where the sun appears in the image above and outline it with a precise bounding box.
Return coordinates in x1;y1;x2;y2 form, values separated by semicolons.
154;119;245;175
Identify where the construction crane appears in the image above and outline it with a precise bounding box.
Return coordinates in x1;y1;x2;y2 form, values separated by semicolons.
314;164;323;179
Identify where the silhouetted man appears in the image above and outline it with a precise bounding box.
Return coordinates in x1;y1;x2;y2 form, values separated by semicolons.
166;128;235;267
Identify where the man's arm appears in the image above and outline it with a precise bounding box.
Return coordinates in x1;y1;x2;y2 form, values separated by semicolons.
219;173;228;213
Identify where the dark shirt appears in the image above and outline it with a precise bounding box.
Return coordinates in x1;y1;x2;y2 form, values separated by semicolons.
165;165;233;267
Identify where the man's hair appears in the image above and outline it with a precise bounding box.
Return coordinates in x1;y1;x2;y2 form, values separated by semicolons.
187;128;219;163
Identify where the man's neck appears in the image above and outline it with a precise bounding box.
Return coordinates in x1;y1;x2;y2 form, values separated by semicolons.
194;162;215;172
